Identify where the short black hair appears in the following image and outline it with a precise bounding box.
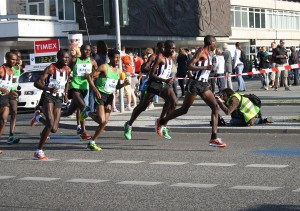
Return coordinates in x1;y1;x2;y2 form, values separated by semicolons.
221;88;235;97
204;35;216;46
108;48;120;58
165;40;175;49
57;49;68;59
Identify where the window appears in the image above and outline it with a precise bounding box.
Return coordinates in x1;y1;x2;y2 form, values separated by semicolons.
58;0;75;21
231;6;300;30
27;0;75;21
28;0;45;15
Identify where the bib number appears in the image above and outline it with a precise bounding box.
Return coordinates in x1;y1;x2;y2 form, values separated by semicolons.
77;64;92;77
104;78;118;93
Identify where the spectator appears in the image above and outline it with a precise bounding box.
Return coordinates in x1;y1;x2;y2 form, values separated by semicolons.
272;40;290;91
258;46;270;90
176;48;189;97
121;45;138;111
233;42;246;92
289;46;299;86
222;43;233;90
216;88;271;127
269;41;277;88
214;48;225;92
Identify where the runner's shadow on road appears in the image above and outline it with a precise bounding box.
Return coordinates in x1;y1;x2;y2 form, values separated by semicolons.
102;147;215;152
243;204;300;211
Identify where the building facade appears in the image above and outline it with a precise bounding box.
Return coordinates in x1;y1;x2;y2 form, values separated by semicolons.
1;0;300;62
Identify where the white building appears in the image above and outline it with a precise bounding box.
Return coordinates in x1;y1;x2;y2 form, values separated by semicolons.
1;0;300;63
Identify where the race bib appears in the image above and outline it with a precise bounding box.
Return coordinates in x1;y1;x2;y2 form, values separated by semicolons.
77;63;92;77
12;76;19;90
48;78;65;94
104;78;118;93
0;79;12;93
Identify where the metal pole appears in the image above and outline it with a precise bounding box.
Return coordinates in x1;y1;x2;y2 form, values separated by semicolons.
114;0;124;113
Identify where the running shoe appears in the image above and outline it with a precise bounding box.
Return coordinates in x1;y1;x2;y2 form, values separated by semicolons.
33;150;48;160
7;136;20;145
155;118;163;137
209;138;227;148
162;127;171;139
30;110;40;127
80;106;90;121
87;143;102;151
77;126;82;135
80;132;92;141
124;121;132;140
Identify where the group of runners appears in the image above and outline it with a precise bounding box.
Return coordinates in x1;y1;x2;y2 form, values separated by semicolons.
0;35;226;160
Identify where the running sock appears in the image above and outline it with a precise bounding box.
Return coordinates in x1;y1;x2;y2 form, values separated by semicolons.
77;125;81;129
211;133;217;140
36;115;42;122
89;140;95;145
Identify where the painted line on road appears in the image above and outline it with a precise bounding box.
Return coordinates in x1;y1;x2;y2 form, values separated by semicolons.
170;183;218;188
0;157;21;161
30;159;60;162
66;179;109;183
107;160;144;164
0;176;16;180
18;177;60;181
292;188;300;192
246;164;289;168
66;159;103;163
150;161;188;165
117;181;163;186
194;163;236;167
230;186;282;191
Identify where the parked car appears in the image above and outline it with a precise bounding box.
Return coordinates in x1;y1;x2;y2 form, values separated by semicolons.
18;70;43;109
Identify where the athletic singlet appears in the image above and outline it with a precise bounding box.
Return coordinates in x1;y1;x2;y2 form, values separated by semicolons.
0;65;14;95
156;56;172;80
45;64;69;96
96;64;120;94
70;57;92;90
193;50;212;81
11;65;21;91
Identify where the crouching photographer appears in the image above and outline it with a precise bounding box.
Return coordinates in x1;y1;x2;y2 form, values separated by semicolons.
215;88;272;127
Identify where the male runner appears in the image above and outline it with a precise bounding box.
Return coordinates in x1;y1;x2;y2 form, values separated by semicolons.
61;44;97;140
7;50;22;144
156;35;227;148
0;52;19;154
80;49;129;150
33;50;71;160
124;40;177;140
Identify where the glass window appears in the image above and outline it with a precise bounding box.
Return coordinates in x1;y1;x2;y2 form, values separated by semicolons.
29;5;37;15
39;2;45;15
242;11;248;27
49;0;56;16
231;10;234;27
64;0;75;20
249;11;254;28
235;10;241;27
58;0;64;20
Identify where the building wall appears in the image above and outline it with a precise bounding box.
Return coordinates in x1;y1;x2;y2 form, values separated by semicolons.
77;0;231;37
6;0;26;15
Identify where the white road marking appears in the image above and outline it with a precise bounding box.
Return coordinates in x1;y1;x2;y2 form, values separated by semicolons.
231;186;282;191
246;164;288;168
66;179;109;183
150;161;188;165
117;181;163;186
65;159;103;163
30;159;59;162
292;188;300;192
18;177;60;181
0;157;21;161
170;183;218;188
107;160;144;164
0;176;16;179
195;163;236;167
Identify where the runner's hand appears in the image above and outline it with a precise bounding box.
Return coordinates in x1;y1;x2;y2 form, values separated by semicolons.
123;78;130;86
95;90;101;99
207;65;214;71
166;78;174;86
10;91;19;98
64;95;69;104
49;87;59;94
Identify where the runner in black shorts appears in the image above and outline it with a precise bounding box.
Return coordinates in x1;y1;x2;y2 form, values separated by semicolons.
156;35;227;148
0;52;18;154
80;49;129;151
124;40;177;140
33;50;71;160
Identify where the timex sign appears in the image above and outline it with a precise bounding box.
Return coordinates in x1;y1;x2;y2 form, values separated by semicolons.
34;40;60;54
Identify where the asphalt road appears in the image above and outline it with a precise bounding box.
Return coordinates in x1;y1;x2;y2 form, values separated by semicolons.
0;119;300;211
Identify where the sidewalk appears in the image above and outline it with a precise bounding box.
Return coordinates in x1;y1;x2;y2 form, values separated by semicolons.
60;78;300;134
